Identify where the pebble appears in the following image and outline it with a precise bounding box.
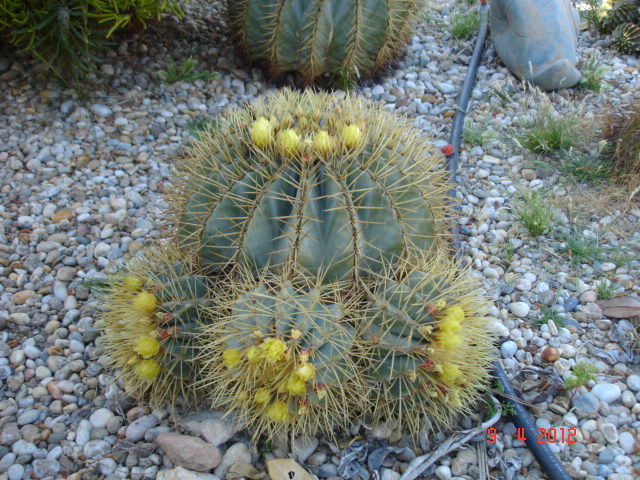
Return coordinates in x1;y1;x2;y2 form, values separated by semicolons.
126;414;159;442
90;408;115;429
592;384;621;403
84;440;111;459
500;340;517;358
573;393;599;416
509;302;530;318
180;411;243;446
157;433;221;472
92;103;113;117
214;442;251;477
157;467;222;480
293;436;319;463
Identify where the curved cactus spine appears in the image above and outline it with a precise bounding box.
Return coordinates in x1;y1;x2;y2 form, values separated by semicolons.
97;247;214;406
359;255;495;437
198;274;366;439
226;0;419;83
171;89;451;284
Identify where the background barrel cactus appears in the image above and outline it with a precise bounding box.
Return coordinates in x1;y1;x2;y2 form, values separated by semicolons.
360;255;495;437
97;247;213;406
226;0;420;83
199;275;366;439
172;89;450;284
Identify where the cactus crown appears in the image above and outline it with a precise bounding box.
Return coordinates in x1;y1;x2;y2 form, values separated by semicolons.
199;274;366;439
172;89;449;284
97;247;213;407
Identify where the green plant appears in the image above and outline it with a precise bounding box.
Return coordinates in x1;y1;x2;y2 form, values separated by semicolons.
578;52;611;93
563;362;597;390
535;307;566;328
97;246;213;406
603;105;640;199
517;106;589;154
0;0;182;80
487;382;515;418
612;22;640;54
159;58;219;83
449;8;481;39
595;279;615;299
171;89;450;284
511;190;553;236
200;277;364;439
463;117;496;147
226;0;420;84
560;151;613;184
361;255;494;437
560;233;609;265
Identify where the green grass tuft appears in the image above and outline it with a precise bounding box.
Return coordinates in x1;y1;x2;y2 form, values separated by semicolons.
450;9;481;39
563;362;597;390
511;190;553;236
517;106;589;154
560;151;613;185
578;52;611;93
535;307;567;328
463;118;497;147
595;279;615;300
159;58;220;84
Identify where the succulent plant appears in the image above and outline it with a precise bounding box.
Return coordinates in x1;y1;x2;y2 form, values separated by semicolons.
172;89;450;284
226;0;419;83
607;0;639;28
612;22;640;53
97;247;213;406
359;255;495;437
199;275;366;439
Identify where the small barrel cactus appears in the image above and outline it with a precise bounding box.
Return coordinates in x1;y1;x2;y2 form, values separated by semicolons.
226;0;419;83
97;247;213;406
612;22;640;53
172;89;450;284
360;255;495;437
199;277;365;439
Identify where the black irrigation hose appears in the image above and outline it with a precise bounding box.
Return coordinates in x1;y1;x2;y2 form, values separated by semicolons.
441;2;571;479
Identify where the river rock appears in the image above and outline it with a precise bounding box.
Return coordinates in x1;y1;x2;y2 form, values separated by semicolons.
157;433;222;472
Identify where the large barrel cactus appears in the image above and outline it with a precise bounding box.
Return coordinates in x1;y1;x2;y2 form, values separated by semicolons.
226;0;420;83
172;89;449;284
360;255;494;437
97;247;213;406
199;277;366;438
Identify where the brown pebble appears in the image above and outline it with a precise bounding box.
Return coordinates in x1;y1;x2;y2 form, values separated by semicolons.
521;169;537;181
12;289;35;305
541;346;560;362
51;210;73;223
157;432;222;471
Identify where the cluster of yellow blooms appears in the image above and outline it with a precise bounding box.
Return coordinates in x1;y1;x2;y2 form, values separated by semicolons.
222;334;319;423
436;305;465;386
249;117;362;155
125;276;163;382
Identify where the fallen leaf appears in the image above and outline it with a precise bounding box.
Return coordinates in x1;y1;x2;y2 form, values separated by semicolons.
226;461;265;480
597;297;640;319
266;459;314;480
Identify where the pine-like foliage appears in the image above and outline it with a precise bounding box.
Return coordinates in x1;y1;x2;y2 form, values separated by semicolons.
226;0;420;83
96;246;214;407
171;89;450;285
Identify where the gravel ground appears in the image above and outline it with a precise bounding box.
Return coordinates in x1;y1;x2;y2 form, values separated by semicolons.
0;1;639;480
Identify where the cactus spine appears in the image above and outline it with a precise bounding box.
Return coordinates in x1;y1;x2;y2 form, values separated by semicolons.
199;276;365;438
226;0;419;83
172;89;449;284
360;255;495;437
97;247;213;406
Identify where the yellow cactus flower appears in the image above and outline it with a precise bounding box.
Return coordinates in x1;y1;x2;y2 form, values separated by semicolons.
449;392;463;407
250;117;273;148
134;336;160;359
255;388;271;404
343;124;361;148
439;363;462;384
439;331;462;351
223;349;243;369
245;345;262;363
135;359;160;382
314;131;333;154
441;306;465;323
286;376;307;395
436;299;447;311
133;291;158;314
295;362;315;381
279;129;300;154
290;329;302;340
439;317;461;332
266;401;290;422
123;276;143;292
298;351;310;363
260;337;288;363
406;370;418;382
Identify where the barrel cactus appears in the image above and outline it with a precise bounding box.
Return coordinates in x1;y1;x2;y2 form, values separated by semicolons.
360;255;494;437
612;22;640;53
199;276;365;438
226;0;419;83
172;89;450;284
97;247;213;406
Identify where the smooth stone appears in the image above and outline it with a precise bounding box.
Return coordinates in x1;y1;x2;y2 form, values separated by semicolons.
500;341;518;358
1;423;20;445
618;432;636;454
214;442;251;477
180;411;243;447
626;375;640;392
17;409;40;426
92;104;113;117
509;302;530;318
318;463;338;478
598;448;615;464
157;433;221;472
75;420;91;446
600;423;618;443
572;393;599;416
489;0;581;90
0;453;17;473
83;440;110;459
293;436;319;463
564;297;578;312
157;467;222;480
591;384;621;403
435;465;452;480
89;408;114;429
380;468;400;480
126;415;159;442
7;464;24;480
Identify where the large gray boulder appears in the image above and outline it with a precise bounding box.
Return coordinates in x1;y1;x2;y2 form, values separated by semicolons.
490;0;582;90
